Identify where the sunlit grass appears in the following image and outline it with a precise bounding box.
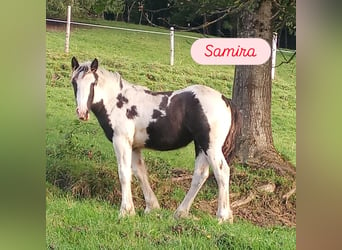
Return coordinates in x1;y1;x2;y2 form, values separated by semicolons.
47;185;295;249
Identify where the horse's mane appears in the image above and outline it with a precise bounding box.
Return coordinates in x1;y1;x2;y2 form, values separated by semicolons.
76;61;150;92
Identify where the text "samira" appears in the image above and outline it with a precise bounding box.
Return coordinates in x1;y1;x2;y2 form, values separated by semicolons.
204;44;257;57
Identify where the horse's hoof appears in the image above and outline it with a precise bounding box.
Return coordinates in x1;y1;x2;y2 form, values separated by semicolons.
217;212;234;224
174;209;189;219
144;204;160;214
119;207;136;218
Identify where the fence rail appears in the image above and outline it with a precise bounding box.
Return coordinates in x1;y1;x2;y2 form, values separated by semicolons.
46;18;296;54
46;18;200;40
46;16;295;79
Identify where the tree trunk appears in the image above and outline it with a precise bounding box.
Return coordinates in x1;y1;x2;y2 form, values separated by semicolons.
203;14;208;35
127;2;133;23
232;0;295;176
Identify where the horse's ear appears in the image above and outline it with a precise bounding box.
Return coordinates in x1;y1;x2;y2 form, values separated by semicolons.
90;58;98;72
71;57;79;71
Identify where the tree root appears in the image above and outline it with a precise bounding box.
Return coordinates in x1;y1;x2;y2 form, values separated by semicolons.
282;182;296;203
232;192;256;208
171;175;193;182
242;147;296;178
231;182;276;208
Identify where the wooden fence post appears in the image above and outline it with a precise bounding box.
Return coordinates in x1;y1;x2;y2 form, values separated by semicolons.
170;27;174;66
65;6;71;53
271;32;277;80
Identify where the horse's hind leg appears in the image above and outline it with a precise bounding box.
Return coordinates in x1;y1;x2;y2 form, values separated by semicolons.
174;151;209;219
207;149;233;223
132;149;160;213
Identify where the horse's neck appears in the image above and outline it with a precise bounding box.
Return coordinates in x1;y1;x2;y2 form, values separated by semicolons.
94;73;143;108
92;72;118;104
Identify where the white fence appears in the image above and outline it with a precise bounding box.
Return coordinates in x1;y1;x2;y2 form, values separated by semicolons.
47;6;295;79
46;19;198;39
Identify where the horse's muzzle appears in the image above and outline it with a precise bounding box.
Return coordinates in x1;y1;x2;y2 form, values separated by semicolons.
76;108;89;121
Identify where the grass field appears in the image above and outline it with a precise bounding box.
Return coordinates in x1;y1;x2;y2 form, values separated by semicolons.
46;20;296;249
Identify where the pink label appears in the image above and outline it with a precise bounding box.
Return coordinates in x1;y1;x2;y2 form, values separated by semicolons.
191;38;271;65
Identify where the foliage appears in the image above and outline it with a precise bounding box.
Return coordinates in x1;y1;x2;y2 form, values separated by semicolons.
273;0;296;34
46;0;296;41
170;0;233;18
46;0;68;18
90;0;107;17
106;0;125;14
46;0;125;19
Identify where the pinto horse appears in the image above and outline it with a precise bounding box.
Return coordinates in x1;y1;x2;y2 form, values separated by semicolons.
71;57;240;223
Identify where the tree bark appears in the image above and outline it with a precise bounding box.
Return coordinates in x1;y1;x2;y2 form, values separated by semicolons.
232;0;295;176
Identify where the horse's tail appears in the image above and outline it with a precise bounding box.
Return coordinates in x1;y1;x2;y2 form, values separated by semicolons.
221;96;241;165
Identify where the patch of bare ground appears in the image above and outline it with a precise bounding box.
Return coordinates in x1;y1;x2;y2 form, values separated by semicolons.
48;166;295;227
168;168;296;227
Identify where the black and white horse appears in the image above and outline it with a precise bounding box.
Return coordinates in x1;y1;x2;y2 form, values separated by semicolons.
71;57;240;223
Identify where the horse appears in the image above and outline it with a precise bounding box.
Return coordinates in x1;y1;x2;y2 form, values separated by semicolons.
70;57;240;223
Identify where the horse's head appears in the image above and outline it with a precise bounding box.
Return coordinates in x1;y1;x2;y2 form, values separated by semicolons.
71;57;98;121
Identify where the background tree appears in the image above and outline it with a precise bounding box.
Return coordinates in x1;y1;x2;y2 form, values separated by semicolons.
46;0;295;49
273;0;296;48
91;0;107;19
161;0;238;36
232;0;295;176
124;0;138;23
71;0;96;18
46;0;69;18
105;0;125;21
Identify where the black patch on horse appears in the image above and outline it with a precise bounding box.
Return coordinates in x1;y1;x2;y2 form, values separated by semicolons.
87;82;96;110
144;90;173;96
145;92;210;152
152;109;163;119
73;65;89;80
116;93;129;108
119;76;123;90
159;96;169;110
71;79;77;99
78;65;89;75
91;100;114;142
126;105;138;119
93;72;98;85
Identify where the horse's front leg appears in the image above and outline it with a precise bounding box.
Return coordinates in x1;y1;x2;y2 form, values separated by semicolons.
113;136;135;217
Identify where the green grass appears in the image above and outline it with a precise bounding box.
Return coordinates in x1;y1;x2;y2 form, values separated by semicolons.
47;185;295;250
46;20;296;249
